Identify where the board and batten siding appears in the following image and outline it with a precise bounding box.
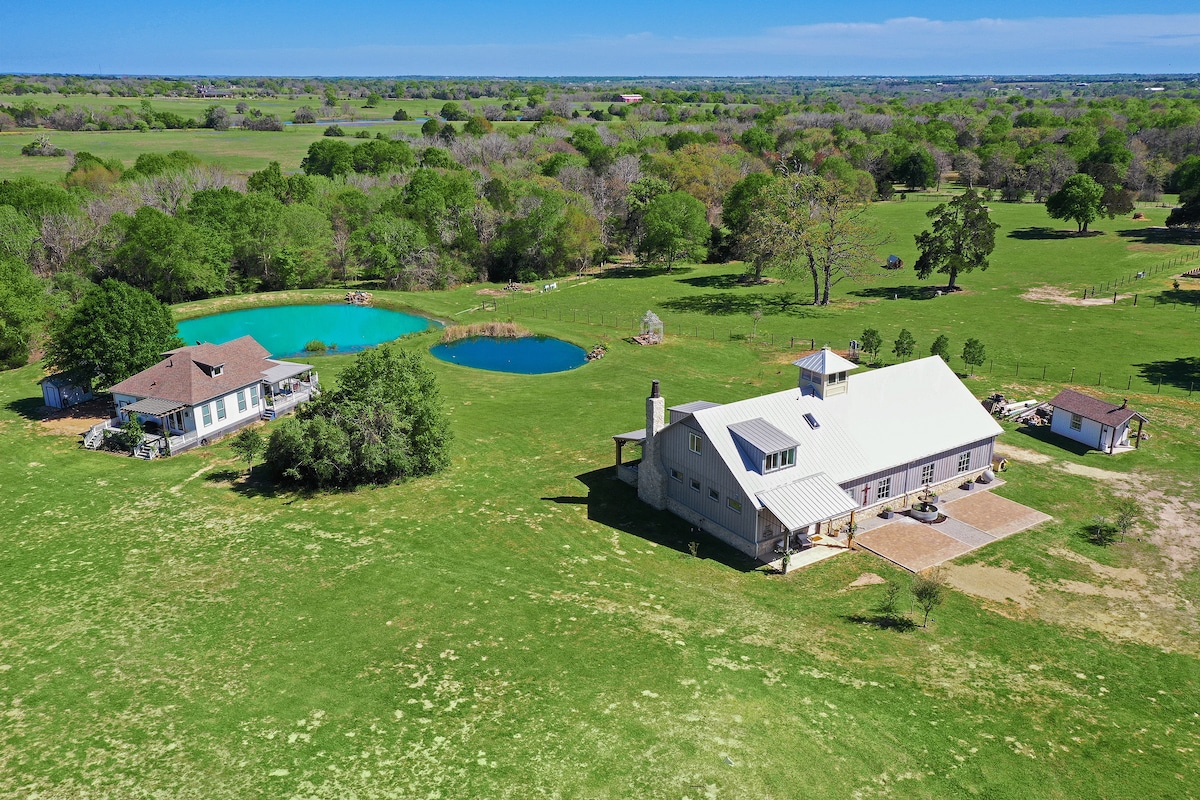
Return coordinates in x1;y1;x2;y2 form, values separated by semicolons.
658;422;757;542
840;438;995;507
1049;408;1122;451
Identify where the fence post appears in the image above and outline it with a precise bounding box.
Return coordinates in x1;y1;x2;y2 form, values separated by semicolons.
1016;362;1020;378
1127;375;1132;390
1133;294;1138;306
1098;371;1102;386
1042;365;1047;379
1113;292;1118;303
1070;367;1075;382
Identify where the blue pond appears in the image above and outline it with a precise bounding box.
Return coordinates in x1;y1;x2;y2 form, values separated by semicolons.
430;336;587;374
177;305;431;358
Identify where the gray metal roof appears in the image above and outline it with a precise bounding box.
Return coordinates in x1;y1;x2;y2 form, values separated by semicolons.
728;418;800;454
792;347;858;375
757;473;860;531
612;428;646;443
261;361;312;384
123;397;188;416
686;356;1004;509
669;400;721;415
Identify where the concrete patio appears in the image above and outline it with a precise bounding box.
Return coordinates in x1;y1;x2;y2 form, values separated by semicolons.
852;481;1052;572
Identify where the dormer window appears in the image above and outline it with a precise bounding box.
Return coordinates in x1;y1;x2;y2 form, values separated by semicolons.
211;365;223;377
829;371;847;385
764;447;796;473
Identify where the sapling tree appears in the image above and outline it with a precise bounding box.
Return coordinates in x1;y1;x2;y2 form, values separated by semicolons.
911;568;946;627
230;428;264;472
961;338;986;372
930;334;951;362
893;328;916;361
860;328;882;363
1112;498;1142;541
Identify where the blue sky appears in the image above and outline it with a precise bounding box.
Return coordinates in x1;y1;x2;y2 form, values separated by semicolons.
3;2;1198;76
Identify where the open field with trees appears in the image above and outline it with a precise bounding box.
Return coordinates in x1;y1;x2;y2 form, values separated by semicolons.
2;266;1199;796
2;73;1199;797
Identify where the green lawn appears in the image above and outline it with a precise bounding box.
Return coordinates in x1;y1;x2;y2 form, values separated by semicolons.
2;220;1199;795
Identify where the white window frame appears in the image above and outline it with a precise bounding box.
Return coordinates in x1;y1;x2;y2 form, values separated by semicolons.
689;478;701;493
763;447;796;474
921;463;934;485
688;431;702;454
1070;413;1083;432
216;397;227;421
670;469;683;482
237;390;247;412
957;452;971;473
708;488;719;503
727;497;743;514
200;403;212;427
876;477;891;501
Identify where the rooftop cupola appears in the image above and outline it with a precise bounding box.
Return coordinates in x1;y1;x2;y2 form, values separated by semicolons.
792;346;858;399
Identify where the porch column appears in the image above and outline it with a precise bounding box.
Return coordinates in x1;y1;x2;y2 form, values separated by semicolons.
1136;418;1143;449
614;440;623;477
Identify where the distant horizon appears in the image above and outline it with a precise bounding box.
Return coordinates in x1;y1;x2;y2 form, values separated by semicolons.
5;72;1198;83
2;5;1198;77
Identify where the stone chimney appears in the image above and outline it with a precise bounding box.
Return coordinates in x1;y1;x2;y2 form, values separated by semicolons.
638;379;668;510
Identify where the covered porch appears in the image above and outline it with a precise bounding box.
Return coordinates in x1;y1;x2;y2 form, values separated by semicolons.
611;428;645;486
261;365;320;419
757;473;861;573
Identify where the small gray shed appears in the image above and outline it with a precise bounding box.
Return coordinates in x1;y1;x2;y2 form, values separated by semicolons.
40;373;94;409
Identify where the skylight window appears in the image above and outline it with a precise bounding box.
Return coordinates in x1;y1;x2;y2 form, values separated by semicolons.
803;413;820;429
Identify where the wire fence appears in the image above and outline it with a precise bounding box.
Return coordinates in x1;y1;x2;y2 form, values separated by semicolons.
1081;248;1200;300
472;297;1199;400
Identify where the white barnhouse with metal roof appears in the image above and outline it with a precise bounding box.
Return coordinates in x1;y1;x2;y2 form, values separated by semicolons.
613;348;1003;563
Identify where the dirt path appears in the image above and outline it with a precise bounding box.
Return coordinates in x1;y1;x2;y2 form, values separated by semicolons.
1022;285;1133;306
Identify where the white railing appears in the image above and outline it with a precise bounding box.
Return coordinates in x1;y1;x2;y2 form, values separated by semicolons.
84;417;121;449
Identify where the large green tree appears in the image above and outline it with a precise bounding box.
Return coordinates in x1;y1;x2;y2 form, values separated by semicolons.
746;174;880;305
45;278;183;388
265;346;451;489
637;191;709;272
107;206;226;303
1046;173;1105;233
0;255;42;369
913;189;999;291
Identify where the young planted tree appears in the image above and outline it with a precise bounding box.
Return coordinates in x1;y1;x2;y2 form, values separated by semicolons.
859;328;882;364
1112;497;1142;542
230;428;264;473
893;328;916;361
913;189;999;291
929;334;951;362
911;568;946;627
961;337;987;373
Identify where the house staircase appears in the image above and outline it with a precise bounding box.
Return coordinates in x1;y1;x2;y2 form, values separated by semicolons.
261;407;277;421
133;441;155;460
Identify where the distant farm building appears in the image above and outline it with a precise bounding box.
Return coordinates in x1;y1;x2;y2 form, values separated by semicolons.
617;94;644;103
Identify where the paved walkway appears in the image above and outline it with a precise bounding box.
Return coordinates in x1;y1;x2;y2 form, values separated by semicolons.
854;485;1051;572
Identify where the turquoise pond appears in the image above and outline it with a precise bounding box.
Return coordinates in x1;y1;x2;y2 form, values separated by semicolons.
177;305;432;358
430;336;587;374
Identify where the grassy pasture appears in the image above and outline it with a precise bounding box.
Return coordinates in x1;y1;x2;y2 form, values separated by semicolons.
1;189;1199;798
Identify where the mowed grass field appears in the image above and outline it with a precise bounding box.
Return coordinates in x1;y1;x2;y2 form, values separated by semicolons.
2;197;1199;798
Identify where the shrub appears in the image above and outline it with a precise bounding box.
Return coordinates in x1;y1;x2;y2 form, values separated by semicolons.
304;340;328;353
324;124;345;137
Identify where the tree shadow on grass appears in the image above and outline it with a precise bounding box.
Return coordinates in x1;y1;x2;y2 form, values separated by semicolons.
1134;356;1200;392
676;272;744;289
1157;288;1200;305
849;285;942;301
560;466;760;572
598;264;695;280
661;292;823;317
843;613;918;632
206;466;291;500
1012;424;1097;457
1114;226;1200;245
5;397;48;422
1008;227;1101;240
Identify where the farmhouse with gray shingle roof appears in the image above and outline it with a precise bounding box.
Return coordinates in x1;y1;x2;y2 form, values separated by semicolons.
613;349;1003;563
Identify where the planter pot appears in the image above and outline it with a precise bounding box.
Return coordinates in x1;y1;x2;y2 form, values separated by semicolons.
909;503;939;522
881;510;894;519
962;481;976;491
978;468;995;484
